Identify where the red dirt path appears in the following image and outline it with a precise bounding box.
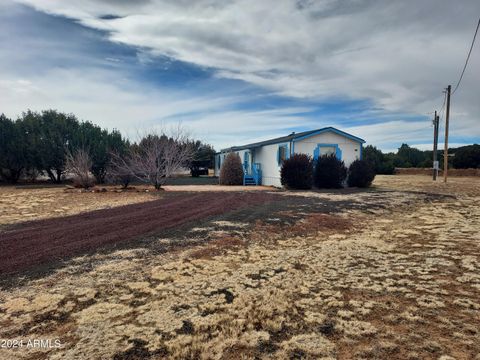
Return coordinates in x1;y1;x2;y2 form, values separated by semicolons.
0;192;280;275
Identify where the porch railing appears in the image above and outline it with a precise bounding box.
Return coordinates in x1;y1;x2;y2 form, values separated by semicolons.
252;163;262;185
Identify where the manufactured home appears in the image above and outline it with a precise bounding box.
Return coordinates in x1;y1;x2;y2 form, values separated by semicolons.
214;127;365;187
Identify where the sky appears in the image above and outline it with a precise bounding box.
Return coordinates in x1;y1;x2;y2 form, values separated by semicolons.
0;0;479;152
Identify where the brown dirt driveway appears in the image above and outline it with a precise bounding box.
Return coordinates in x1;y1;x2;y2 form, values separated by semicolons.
0;192;280;276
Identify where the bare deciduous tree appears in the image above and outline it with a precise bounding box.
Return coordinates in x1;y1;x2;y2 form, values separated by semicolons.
107;151;134;189
65;148;95;189
110;127;194;190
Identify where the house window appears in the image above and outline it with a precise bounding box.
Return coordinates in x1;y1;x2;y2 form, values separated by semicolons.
278;145;288;165
314;144;341;160
320;146;336;156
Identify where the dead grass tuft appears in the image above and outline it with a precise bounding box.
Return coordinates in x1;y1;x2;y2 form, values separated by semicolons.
1;176;479;359
189;235;246;259
289;213;353;235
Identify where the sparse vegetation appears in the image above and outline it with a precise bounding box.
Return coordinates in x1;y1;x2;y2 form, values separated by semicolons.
347;159;375;188
219;152;244;185
452;144;480;169
0;186;155;226
280;153;313;189
313;154;347;188
190;141;216;169
363;143;480;173
65;148;95;189
113;129;195;190
0;110;128;184
1;176;479;359
107;152;133;189
363;145;395;175
0;114;30;183
0;110;213;185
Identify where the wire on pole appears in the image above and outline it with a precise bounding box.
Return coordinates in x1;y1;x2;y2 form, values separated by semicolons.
452;16;480;95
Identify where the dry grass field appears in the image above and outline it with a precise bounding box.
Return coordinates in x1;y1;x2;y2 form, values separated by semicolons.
0;184;274;227
0;186;155;226
0;175;479;359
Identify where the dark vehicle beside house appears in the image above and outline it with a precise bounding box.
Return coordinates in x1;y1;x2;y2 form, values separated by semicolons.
190;160;210;177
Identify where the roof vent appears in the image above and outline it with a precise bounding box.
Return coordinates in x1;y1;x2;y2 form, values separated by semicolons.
289;131;295;136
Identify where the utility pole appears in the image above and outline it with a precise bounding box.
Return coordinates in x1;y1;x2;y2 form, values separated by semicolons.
443;85;451;183
432;111;439;180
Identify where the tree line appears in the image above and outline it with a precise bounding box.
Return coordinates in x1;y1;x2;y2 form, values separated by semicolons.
364;143;480;174
0;110;215;186
2;109;476;184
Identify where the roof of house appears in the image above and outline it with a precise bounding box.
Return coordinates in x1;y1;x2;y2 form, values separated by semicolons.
220;126;365;152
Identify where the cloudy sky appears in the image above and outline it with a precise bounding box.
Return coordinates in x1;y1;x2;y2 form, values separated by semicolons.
1;0;479;152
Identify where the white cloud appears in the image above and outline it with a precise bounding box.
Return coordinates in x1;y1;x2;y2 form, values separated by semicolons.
5;0;480;149
0;67;315;148
345;120;434;149
14;1;480;101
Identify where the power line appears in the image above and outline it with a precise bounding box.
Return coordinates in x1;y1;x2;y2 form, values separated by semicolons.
438;89;447;121
452;16;480;95
427;90;446;119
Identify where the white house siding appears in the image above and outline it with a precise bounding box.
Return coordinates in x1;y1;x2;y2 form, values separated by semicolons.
215;129;362;187
214;154;222;177
293;132;361;167
252;142;289;187
214;150;251;177
237;149;250;170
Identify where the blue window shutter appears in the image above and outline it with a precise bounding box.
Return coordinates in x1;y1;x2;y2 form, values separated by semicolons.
277;146;280;165
336;146;342;160
314;146;319;160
